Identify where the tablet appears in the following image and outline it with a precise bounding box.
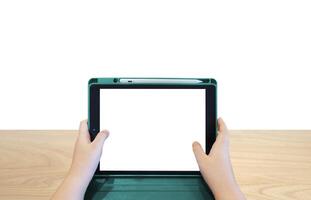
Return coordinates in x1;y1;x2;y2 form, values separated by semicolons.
88;78;217;175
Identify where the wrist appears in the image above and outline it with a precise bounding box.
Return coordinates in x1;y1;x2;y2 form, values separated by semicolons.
68;165;92;185
52;169;90;200
69;162;95;181
63;170;90;198
213;182;245;200
68;166;93;186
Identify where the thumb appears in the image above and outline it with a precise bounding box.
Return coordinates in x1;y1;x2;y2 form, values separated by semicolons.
192;141;206;165
92;130;109;148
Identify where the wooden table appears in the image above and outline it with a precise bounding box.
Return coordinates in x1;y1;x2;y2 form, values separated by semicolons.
0;130;310;200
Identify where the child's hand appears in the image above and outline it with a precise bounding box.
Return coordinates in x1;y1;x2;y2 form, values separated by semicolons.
52;120;109;200
70;120;109;183
192;118;246;200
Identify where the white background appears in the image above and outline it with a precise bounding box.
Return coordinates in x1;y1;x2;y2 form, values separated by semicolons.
0;0;310;129
100;89;205;171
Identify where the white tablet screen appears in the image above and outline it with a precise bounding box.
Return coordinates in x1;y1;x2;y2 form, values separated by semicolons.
99;89;206;171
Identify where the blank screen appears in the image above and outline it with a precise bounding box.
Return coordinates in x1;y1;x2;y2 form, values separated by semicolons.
99;89;206;171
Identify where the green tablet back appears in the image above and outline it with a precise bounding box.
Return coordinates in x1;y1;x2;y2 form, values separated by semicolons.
85;175;214;200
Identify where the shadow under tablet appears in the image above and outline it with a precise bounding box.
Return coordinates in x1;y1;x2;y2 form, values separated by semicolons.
85;175;214;200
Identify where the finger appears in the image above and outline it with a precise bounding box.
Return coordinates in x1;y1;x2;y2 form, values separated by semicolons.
217;117;228;134
213;118;230;151
192;141;206;165
78;119;91;143
213;129;230;149
93;130;110;148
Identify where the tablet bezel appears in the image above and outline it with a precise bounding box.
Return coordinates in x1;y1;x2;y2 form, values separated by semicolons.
88;78;217;175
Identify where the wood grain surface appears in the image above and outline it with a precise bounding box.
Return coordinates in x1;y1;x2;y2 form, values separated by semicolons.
0;130;310;200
